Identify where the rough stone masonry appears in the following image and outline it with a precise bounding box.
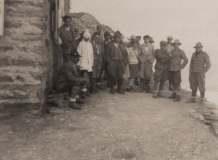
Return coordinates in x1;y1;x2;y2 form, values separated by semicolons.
0;0;69;109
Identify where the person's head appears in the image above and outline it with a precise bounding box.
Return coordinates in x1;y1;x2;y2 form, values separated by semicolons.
83;32;91;42
160;41;167;50
97;25;103;33
136;36;141;42
114;34;121;44
143;35;150;44
194;42;203;52
130;35;136;43
122;37;129;46
62;15;72;27
172;39;181;49
93;32;100;43
70;50;81;64
149;37;155;43
104;32;111;41
167;36;173;44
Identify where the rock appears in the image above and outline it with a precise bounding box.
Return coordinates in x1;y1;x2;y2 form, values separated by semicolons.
189;112;205;121
204;115;218;121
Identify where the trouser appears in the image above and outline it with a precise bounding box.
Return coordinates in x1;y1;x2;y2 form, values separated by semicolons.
153;69;169;92
140;79;150;91
169;71;182;94
56;81;87;102
107;60;125;88
80;70;93;92
189;72;205;98
92;60;102;81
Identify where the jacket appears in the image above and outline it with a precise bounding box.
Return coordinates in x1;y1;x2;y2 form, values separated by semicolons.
170;48;188;71
154;49;170;70
77;40;94;72
58;25;79;54
91;40;103;62
106;43;128;62
139;43;155;64
189;51;211;73
56;60;82;90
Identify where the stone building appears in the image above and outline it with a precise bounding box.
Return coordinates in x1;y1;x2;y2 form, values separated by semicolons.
0;0;70;110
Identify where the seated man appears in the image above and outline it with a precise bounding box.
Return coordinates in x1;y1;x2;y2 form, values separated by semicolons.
55;50;88;110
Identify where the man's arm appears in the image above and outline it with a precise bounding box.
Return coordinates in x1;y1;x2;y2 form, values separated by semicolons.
181;50;188;69
203;53;211;73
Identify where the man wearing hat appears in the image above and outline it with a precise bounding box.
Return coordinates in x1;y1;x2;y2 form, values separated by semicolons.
58;15;79;63
187;42;211;106
91;32;104;93
153;41;171;98
55;51;88;110
139;35;155;93
106;34;128;94
166;36;174;91
168;39;188;102
97;24;105;42
77;31;93;96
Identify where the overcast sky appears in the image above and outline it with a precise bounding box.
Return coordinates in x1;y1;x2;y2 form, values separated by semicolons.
70;0;218;88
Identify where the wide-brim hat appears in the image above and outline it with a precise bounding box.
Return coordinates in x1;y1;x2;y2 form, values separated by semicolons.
143;35;150;39
172;39;181;45
194;42;203;48
149;37;155;43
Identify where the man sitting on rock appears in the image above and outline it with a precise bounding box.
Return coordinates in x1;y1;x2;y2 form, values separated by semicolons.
55;50;88;110
187;42;211;106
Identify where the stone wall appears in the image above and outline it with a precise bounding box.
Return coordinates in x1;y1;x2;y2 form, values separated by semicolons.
0;0;45;107
0;0;70;109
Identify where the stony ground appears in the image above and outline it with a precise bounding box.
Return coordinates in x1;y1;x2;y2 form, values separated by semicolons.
1;87;218;160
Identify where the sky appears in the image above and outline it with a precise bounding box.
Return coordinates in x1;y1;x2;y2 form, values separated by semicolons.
70;0;218;90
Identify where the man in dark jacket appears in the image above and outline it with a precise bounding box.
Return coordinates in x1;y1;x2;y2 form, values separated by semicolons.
153;41;170;98
91;32;103;93
106;34;128;94
58;15;79;63
168;39;188;102
55;51;88;110
187;42;211;106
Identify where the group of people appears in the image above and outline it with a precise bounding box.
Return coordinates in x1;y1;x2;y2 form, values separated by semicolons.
55;15;211;110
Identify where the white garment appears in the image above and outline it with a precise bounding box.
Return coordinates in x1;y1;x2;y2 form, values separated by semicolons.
127;47;139;64
77;39;94;72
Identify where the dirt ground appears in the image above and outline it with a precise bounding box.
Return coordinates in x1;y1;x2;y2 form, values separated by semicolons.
1;87;218;160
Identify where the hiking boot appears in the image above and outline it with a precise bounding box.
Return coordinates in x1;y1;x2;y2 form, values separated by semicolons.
69;102;82;110
126;87;131;92
199;98;205;106
95;86;99;93
169;85;173;91
107;81;110;88
173;95;181;102
139;88;144;93
110;88;115;94
117;87;125;94
186;97;196;103
81;93;86;99
76;98;85;104
168;92;176;99
153;92;158;98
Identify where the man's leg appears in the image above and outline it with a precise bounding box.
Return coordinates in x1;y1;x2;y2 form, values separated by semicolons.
187;72;197;103
108;61;117;94
197;72;206;106
117;62;125;94
173;71;182;102
168;71;177;99
69;86;82;110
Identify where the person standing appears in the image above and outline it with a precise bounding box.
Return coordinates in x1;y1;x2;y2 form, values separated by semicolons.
126;36;140;92
187;42;211;106
58;15;79;63
168;39;188;102
77;32;94;96
153;41;170;98
106;34;128;94
91;32;103;93
55;51;88;110
139;35;155;93
166;36;174;91
97;24;105;42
